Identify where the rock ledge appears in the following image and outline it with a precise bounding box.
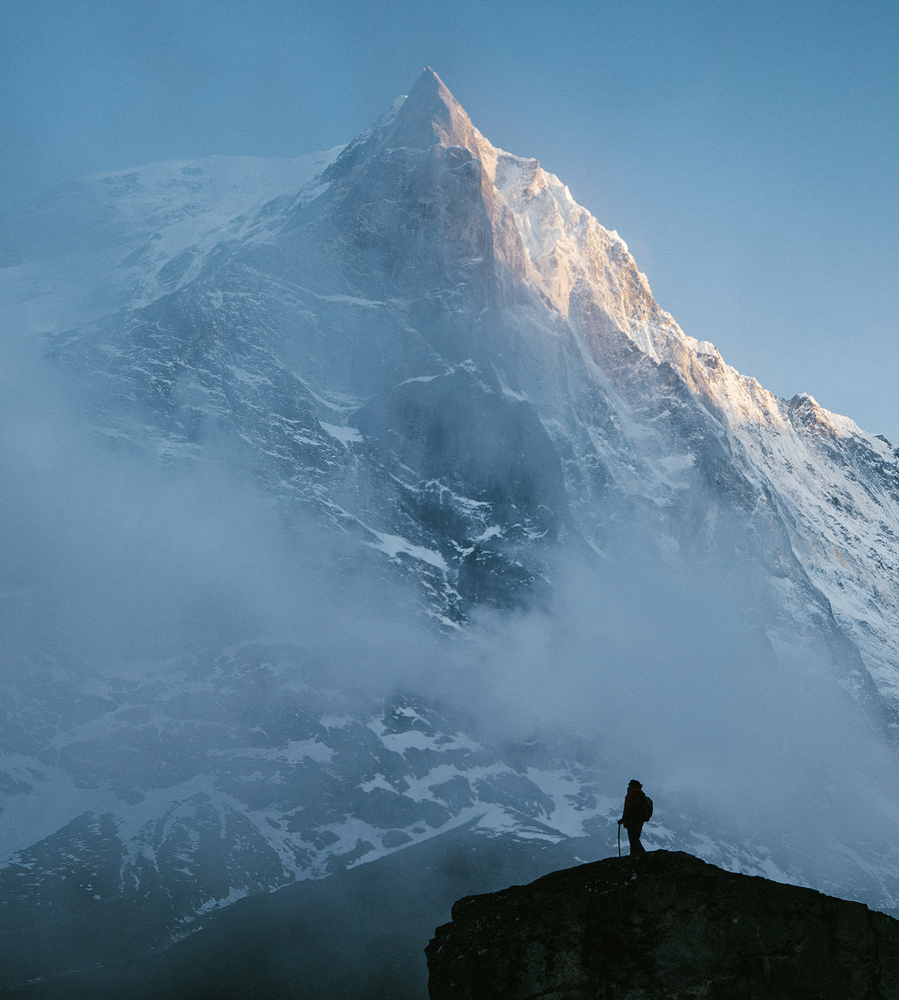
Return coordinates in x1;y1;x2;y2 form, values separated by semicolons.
426;849;899;999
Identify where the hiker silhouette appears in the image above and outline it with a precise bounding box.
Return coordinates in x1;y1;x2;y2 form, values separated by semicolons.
618;779;651;855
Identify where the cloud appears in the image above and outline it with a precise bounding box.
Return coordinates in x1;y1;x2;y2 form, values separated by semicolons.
3;320;899;911
445;537;899;888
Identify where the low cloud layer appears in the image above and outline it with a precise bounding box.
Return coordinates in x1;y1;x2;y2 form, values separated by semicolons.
3;330;899;908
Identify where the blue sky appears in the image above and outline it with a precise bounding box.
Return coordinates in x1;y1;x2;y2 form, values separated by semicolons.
2;0;897;441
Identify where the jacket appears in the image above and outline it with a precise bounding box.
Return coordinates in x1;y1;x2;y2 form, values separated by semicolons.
622;788;644;827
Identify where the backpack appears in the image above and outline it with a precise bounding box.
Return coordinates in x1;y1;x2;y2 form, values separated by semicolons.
636;790;653;823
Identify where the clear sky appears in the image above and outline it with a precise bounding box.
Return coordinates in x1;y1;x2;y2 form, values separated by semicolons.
2;0;897;442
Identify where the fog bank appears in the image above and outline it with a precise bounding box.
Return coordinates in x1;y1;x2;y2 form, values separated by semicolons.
3;333;899;905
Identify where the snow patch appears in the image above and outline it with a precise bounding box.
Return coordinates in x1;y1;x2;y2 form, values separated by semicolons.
319;422;363;445
365;530;449;572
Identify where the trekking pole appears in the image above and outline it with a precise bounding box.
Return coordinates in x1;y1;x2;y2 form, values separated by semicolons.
617;822;621;858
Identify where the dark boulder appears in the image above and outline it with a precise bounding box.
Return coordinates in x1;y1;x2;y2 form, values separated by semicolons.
426;849;899;999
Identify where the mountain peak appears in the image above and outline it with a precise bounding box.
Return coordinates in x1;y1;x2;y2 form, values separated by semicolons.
405;66;455;109
388;66;481;153
321;68;489;189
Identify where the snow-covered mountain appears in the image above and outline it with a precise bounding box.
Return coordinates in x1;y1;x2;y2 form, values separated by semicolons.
2;68;899;991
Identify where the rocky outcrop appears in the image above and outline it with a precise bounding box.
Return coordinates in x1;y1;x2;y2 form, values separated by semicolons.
426;850;899;999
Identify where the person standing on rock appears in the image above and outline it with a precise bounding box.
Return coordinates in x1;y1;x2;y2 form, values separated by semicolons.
618;779;651;855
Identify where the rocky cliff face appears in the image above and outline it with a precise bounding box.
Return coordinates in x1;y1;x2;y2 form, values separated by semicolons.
426;850;899;999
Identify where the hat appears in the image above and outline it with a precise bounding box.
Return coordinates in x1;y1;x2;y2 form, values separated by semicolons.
628;779;642;789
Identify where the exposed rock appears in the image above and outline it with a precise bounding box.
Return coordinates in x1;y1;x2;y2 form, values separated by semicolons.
426;850;899;999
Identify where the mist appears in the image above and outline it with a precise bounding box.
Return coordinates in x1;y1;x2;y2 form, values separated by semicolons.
461;544;899;846
4;321;899;911
0;327;434;681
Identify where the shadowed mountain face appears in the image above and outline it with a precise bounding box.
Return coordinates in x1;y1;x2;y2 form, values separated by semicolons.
0;827;611;1000
2;68;899;993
